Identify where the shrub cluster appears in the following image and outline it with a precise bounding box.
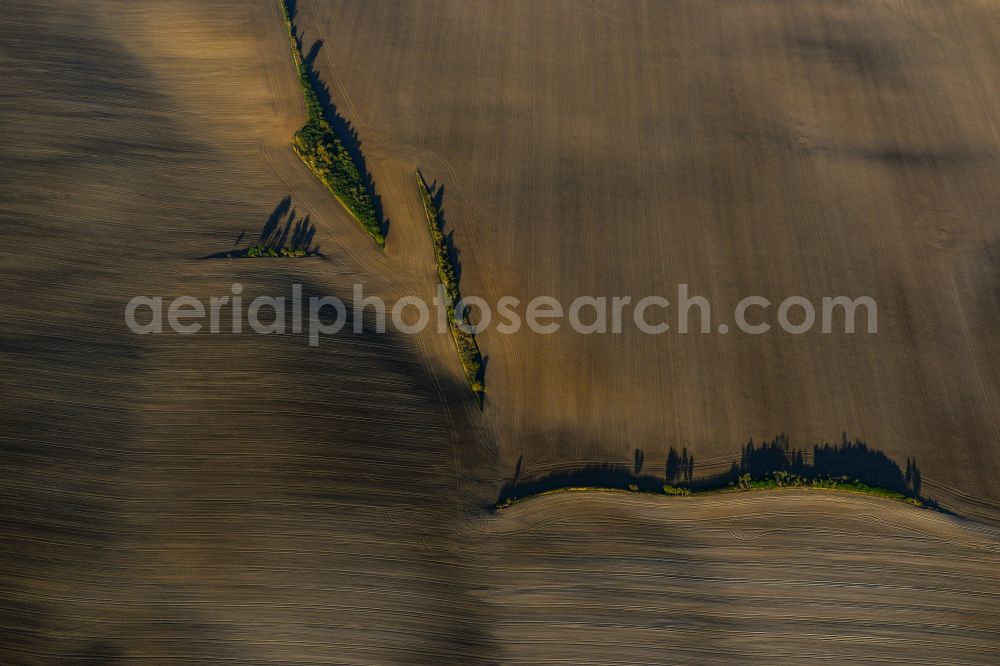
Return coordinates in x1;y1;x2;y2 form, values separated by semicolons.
279;1;384;247
247;244;277;258
247;243;308;258
416;170;484;401
731;471;920;504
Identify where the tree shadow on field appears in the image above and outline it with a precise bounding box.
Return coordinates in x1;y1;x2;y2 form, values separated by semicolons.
665;447;694;484
301;37;388;238
421;175;483;396
423;180;463;282
303;37;322;66
496;433;942;510
511;455;523;486
202;196;324;258
258;195;292;243
695;433;922;495
496;463;667;504
431;183;462;283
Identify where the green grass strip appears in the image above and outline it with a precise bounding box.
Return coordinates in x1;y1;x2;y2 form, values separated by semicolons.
497;472;929;510
279;1;384;247
416;169;485;404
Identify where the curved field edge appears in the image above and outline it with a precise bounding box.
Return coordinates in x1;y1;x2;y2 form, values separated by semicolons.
495;475;937;513
278;0;384;247
417;169;485;403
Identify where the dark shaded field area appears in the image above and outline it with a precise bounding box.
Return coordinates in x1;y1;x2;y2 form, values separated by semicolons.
0;1;493;661
2;0;1000;662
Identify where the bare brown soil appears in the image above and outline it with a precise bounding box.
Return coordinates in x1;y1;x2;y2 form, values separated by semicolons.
2;0;999;661
300;0;1000;520
486;491;1000;664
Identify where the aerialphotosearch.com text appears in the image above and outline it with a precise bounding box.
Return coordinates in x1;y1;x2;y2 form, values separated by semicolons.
125;283;877;345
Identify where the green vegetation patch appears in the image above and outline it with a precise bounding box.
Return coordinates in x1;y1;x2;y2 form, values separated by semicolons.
416;170;485;403
498;472;926;510
247;244;308;258
732;471;921;504
279;1;384;247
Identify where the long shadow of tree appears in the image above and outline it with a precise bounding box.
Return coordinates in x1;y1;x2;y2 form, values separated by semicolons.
698;433;921;496
666;447;694;484
425;180;464;290
497;433;931;507
286;0;388;237
202;196;322;258
419;173;484;396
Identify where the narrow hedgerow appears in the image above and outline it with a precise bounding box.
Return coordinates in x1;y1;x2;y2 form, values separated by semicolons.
247;244;309;258
732;471;921;504
497;472;927;510
278;1;384;247
416;169;484;403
